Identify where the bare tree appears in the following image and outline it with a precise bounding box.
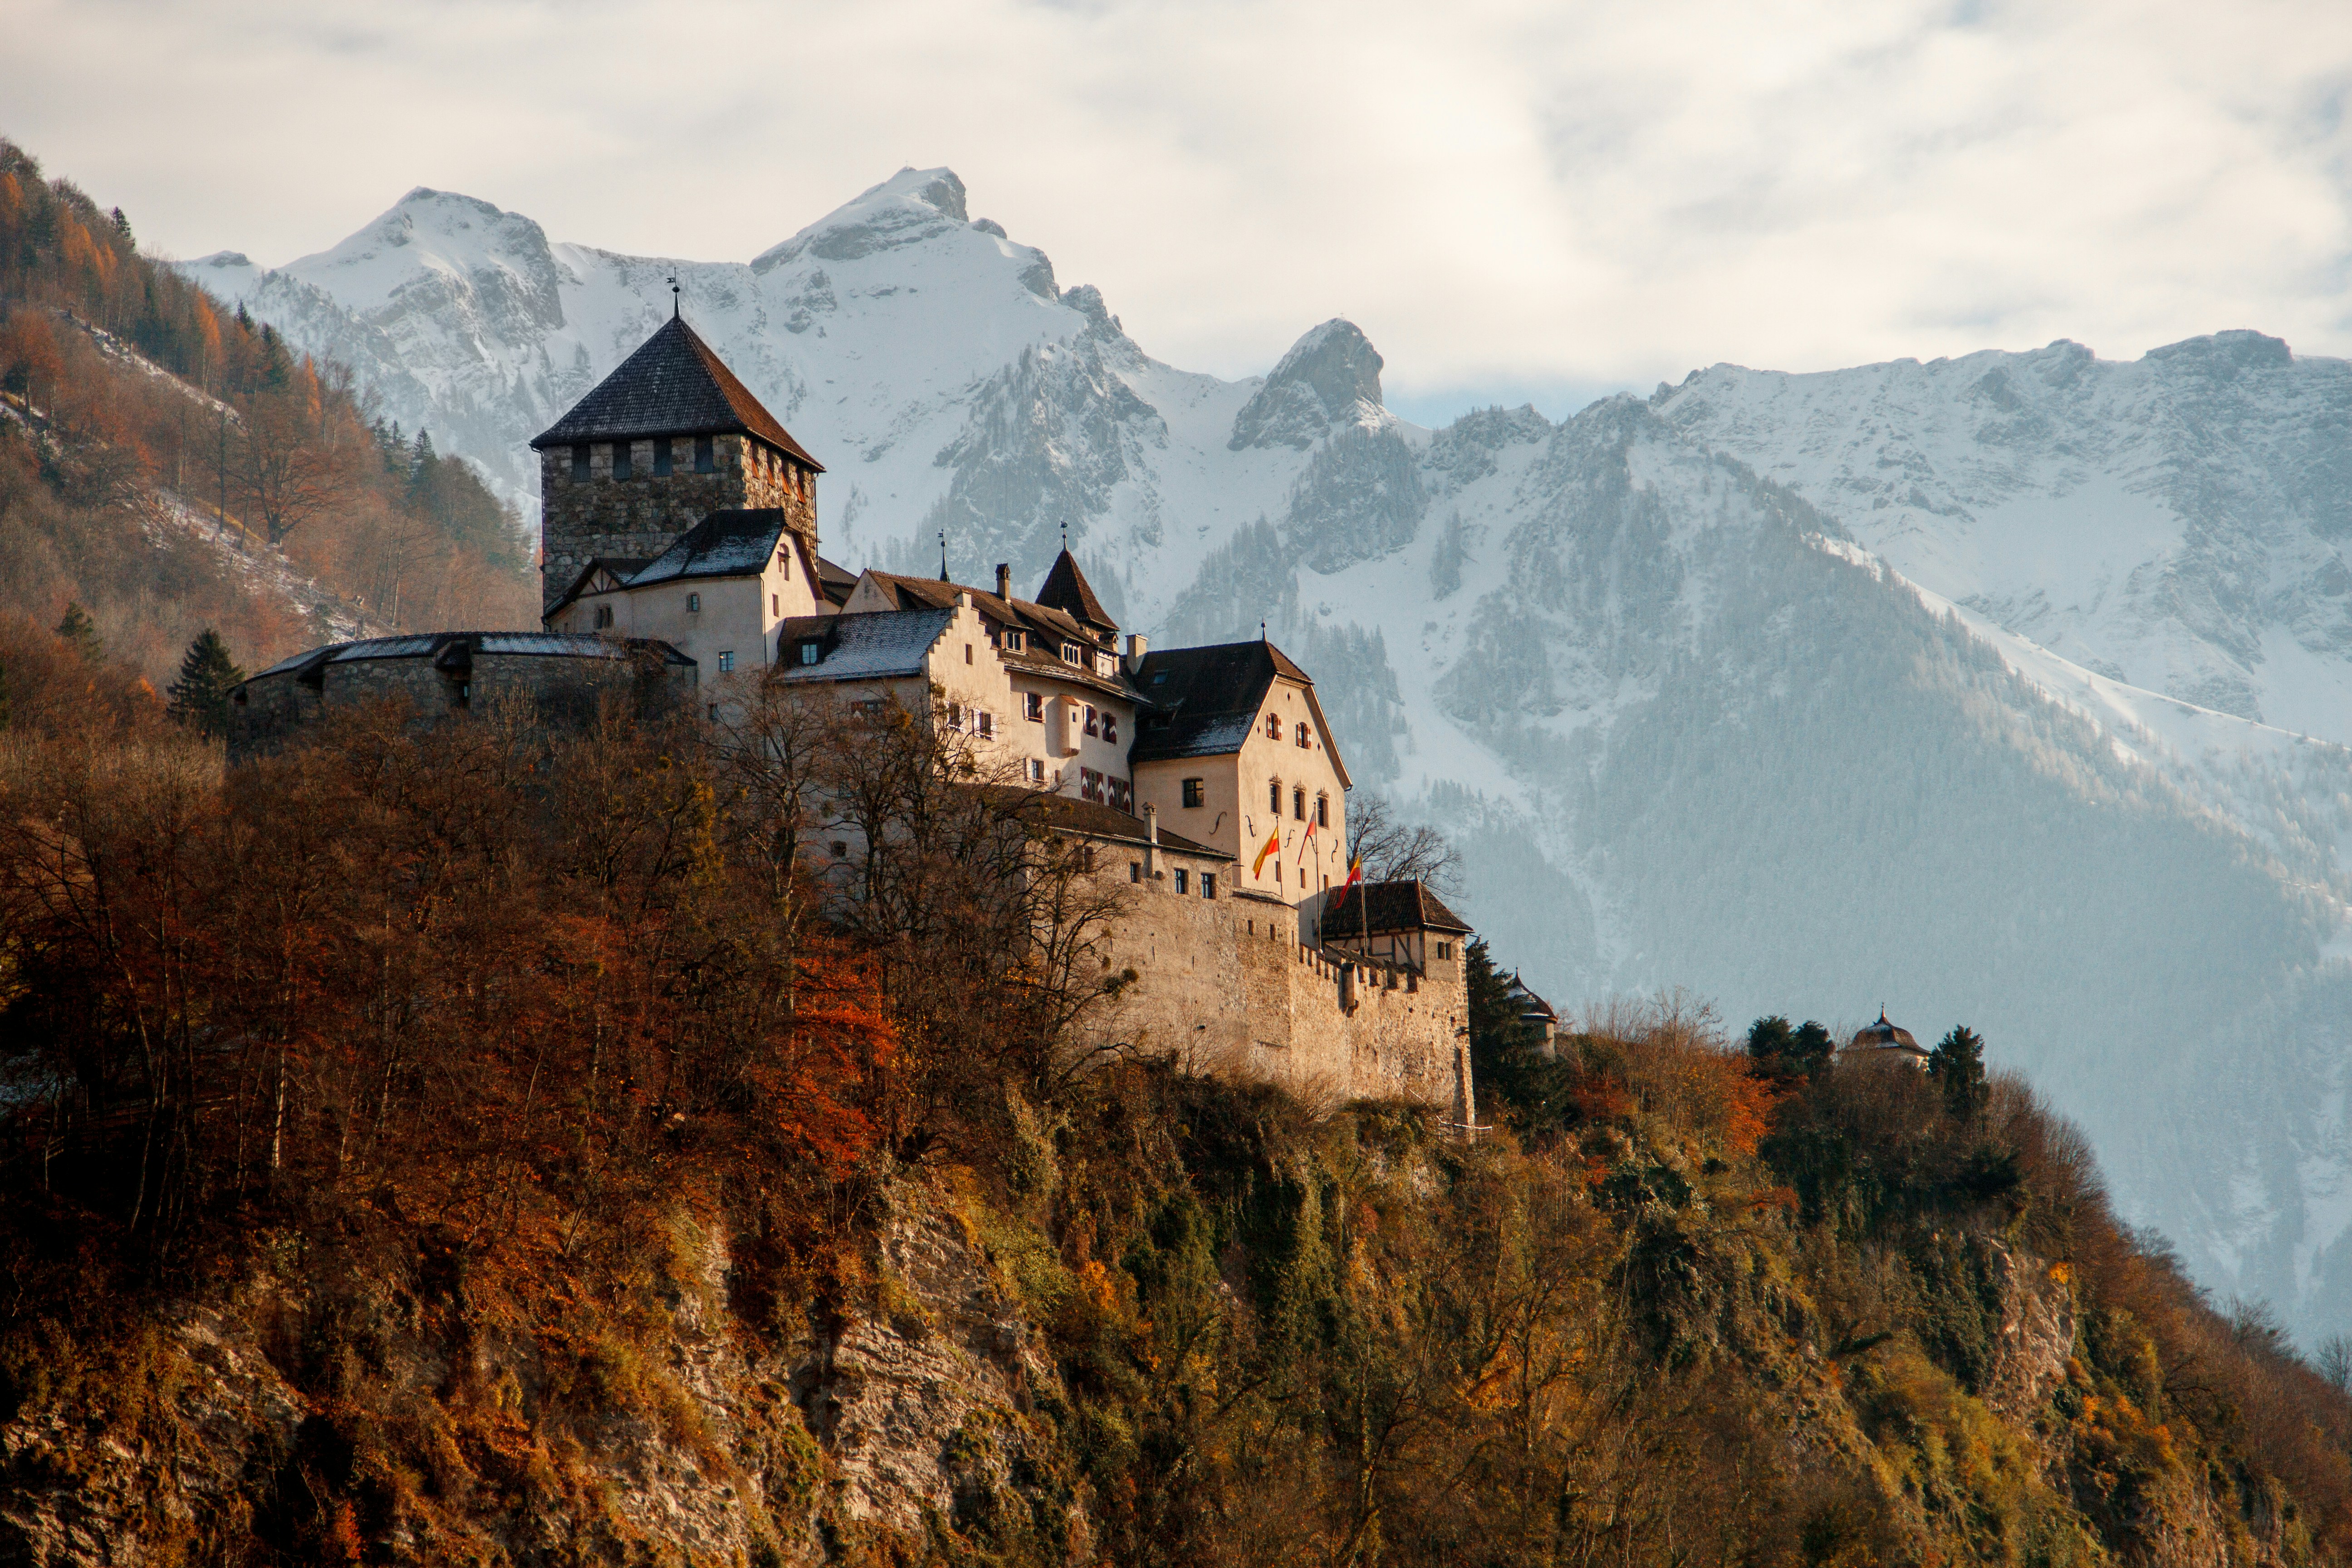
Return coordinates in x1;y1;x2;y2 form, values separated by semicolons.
1347;792;1462;891
234;374;357;546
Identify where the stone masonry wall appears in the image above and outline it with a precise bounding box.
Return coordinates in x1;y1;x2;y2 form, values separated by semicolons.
540;434;820;608
1084;863;1471;1116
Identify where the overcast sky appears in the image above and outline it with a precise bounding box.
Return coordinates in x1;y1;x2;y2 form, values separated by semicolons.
9;0;2351;421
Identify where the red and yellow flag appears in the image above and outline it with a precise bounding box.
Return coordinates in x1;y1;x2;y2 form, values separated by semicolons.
1343;852;1363;888
1251;826;1282;877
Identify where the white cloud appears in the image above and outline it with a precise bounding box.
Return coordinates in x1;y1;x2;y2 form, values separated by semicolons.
8;0;2351;404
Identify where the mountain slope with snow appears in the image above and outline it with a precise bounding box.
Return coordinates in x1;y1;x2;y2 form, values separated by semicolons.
185;171;2352;1344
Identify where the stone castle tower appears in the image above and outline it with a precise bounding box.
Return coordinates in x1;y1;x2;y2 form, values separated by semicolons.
529;315;825;608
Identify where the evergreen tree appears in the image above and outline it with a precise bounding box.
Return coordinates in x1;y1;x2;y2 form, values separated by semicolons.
1747;1015;1833;1082
55;601;101;663
166;629;244;738
1467;939;1574;1138
109;205;133;248
1927;1024;1989;1122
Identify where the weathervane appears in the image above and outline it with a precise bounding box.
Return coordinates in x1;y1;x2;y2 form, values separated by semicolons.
939;528;950;582
667;274;680;319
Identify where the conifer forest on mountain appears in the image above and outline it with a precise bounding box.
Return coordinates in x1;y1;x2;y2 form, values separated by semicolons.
2;136;2352;1568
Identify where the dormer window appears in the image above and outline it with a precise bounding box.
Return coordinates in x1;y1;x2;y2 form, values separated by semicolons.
1061;642;1083;666
612;441;633;480
694;435;716;474
1004;629;1026;653
653;437;674;477
570;444;590;482
798;641;821;665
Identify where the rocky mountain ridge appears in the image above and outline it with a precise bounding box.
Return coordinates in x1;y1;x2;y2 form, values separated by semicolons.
182;169;2352;1345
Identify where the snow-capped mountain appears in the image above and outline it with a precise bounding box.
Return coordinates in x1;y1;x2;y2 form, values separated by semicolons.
186;169;2352;1344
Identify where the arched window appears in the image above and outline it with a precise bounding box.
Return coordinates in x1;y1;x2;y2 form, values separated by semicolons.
1315;794;1328;828
1293;787;1305;821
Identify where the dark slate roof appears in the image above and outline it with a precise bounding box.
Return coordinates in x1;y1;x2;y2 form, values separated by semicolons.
1128;639;1348;786
1034;549;1114;632
980;787;1227;858
772;609;952;682
1847;1012;1924;1053
1318;880;1474;938
241;631;693;687
528;316;823;469
627;510;789;586
1505;971;1558;1022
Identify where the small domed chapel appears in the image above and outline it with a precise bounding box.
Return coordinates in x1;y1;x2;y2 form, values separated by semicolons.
230;316;1475;1119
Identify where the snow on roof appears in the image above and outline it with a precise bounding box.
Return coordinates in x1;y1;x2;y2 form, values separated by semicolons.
775;608;952;682
628;511;790;586
329;636;441;662
477;633;637;659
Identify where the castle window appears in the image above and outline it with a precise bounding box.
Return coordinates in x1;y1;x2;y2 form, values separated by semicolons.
1315;795;1328;828
570;444;590;481
1265;713;1281;740
1202;874;1216;900
1102;713;1118;744
1080;845;1096;872
1110;777;1132;811
1296;721;1310;748
694;435;716;473
977;711;995;738
1061;642;1083;666
612;441;632;480
1027;759;1045;783
1269;779;1281;813
799;641;821;665
1181;778;1204;808
1130;862;1141;883
1004;629;1026;653
1084;704;1098;737
686;592;701;613
778;549;792;578
717;651;735;672
594;604;614;630
653;437;674;476
1025;693;1044;721
708;703;720;720
1174;869;1188;895
1293;787;1305;820
1436;941;1452;960
772;594;780;616
454;681;470;708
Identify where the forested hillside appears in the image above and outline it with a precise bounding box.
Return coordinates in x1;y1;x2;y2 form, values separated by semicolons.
1;650;2348;1565
0;139;531;691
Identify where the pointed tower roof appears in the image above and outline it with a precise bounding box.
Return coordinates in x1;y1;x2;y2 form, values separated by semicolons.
529;316;823;469
1034;549;1113;634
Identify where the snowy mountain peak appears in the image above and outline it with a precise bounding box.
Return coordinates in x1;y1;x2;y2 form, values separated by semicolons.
751;165;980;275
1227;318;1386;450
2143;328;2294;372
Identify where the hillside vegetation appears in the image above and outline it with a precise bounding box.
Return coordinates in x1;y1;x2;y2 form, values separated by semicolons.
0;138;532;690
0;654;2348;1567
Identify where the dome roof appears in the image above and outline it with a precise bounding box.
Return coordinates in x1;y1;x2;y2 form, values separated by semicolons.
1847;1010;1924;1054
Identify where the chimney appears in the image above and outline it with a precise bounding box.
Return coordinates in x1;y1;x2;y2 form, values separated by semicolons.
995;562;1011;601
1143;802;1161;878
956;589;971;610
1125;632;1149;674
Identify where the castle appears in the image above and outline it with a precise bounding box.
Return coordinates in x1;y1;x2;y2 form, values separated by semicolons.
229;315;1475;1119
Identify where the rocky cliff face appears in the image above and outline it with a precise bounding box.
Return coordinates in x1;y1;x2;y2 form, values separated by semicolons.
0;1188;1068;1566
181;172;2352;1347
